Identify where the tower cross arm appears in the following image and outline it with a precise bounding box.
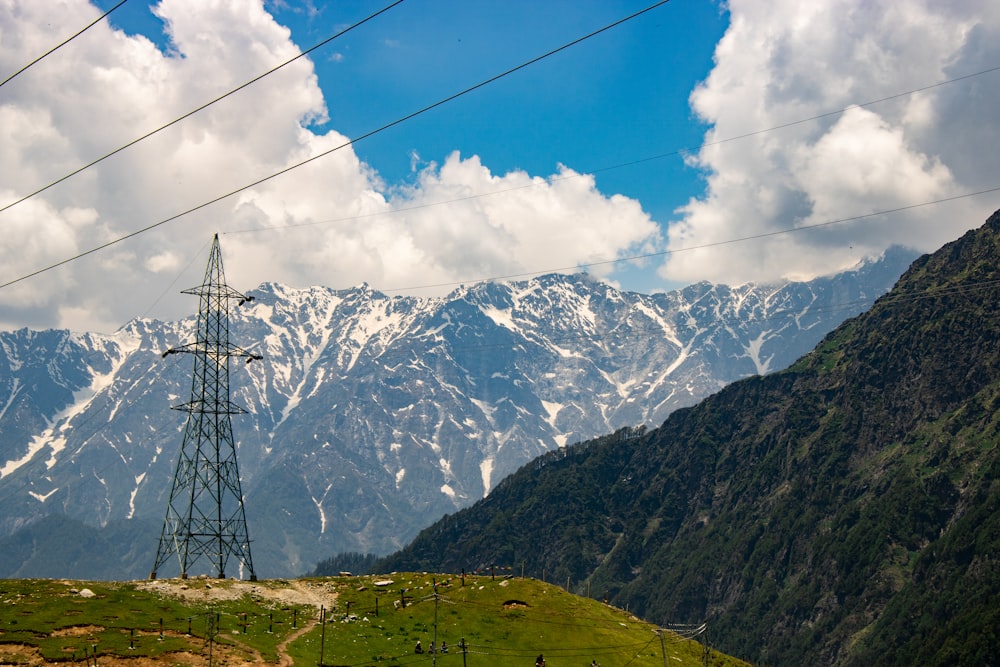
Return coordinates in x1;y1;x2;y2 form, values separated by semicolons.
180;284;255;303
161;342;262;362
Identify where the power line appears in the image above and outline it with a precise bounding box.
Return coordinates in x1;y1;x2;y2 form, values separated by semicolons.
654;64;1000;166
214;65;1000;292
2;242;996;528
222;63;1000;237
2;9;997;295
0;0;673;291
374;185;1000;293
0;0;406;217
137;238;213;321
0;0;129;88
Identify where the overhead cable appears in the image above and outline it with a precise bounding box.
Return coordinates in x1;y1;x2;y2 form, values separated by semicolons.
0;0;673;290
375;185;1000;293
0;0;129;88
591;64;1000;177
0;0;407;217
224;63;1000;238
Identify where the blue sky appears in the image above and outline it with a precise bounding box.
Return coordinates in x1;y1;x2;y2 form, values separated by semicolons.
266;0;728;293
99;0;727;284
260;1;726;220
2;0;999;331
98;0;727;208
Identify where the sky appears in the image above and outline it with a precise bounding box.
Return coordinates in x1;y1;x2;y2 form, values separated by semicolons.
0;0;998;333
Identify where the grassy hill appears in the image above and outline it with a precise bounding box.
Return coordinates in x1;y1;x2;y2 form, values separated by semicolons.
0;574;750;667
374;210;1000;666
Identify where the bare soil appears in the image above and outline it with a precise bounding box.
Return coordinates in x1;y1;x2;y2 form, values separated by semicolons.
135;577;339;610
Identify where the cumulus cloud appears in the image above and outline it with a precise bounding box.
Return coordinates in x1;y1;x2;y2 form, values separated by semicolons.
0;0;657;332
661;0;1000;285
223;150;657;297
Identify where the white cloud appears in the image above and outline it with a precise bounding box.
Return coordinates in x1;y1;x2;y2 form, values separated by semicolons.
223;150;657;296
0;191;82;309
0;0;657;332
661;0;1000;285
145;251;181;273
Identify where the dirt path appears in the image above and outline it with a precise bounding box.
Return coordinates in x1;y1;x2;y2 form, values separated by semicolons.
132;577;339;666
269;581;331;667
274;619;318;667
222;610;321;666
235;579;336;666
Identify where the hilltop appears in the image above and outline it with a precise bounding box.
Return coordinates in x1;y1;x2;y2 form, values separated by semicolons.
0;575;750;667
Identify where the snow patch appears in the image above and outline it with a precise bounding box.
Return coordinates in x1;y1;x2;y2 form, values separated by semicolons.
540;400;563;428
550;344;582;359
6;335;143;476
470;398;495;420
2;433;48;478
0;378;21;422
439;457;452;479
311;484;334;534
479;457;494;495
480;305;515;330
344;303;408;371
127;472;147;519
28;488;57;502
744;332;773;375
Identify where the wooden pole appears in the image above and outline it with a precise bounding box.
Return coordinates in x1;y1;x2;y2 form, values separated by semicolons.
319;606;327;667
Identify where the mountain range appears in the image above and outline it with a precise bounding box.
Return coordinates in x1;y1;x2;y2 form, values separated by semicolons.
0;245;913;578
372;210;1000;666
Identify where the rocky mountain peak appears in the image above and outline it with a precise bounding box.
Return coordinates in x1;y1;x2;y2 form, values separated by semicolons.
0;250;915;579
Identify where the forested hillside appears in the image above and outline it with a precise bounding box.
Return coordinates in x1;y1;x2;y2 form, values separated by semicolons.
375;210;1000;666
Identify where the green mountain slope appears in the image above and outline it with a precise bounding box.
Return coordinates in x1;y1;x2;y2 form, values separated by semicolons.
375;210;1000;666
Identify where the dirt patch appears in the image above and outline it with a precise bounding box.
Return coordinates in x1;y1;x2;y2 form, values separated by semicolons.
0;644;42;666
135;578;338;611
503;600;529;609
51;624;106;637
0;644;210;667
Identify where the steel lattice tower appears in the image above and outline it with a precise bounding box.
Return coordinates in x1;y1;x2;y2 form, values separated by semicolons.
150;234;261;580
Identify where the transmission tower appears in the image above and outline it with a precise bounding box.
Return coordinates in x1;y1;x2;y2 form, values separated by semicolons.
150;234;261;580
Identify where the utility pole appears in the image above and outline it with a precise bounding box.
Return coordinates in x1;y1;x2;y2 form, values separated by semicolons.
207;613;215;667
432;579;439;667
319;606;327;667
150;234;261;580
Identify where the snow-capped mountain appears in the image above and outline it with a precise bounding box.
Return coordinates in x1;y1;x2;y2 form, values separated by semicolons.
0;248;914;578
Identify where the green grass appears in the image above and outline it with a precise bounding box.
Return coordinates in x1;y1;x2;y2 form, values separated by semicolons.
0;579;199;661
0;577;311;664
0;575;752;667
297;574;748;667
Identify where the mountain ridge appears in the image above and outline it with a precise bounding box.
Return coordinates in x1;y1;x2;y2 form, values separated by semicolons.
0;247;915;578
